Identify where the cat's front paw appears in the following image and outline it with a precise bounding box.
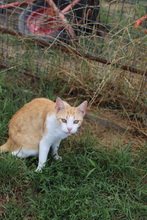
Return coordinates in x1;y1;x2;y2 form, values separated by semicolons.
54;154;62;161
35;166;43;173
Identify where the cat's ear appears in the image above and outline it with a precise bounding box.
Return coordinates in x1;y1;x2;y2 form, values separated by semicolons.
77;101;87;116
56;97;65;112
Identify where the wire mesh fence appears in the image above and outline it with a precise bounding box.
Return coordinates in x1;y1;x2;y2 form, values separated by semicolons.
0;1;147;66
0;0;147;111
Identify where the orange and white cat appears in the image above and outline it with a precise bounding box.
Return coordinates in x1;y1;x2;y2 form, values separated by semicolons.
0;97;87;171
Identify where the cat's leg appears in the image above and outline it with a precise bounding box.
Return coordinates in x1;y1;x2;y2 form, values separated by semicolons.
12;149;38;158
36;138;51;172
51;140;62;161
12;149;28;158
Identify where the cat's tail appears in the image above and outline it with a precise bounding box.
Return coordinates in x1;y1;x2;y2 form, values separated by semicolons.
0;140;11;153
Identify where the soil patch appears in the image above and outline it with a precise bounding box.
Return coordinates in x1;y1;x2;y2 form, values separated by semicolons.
82;108;147;152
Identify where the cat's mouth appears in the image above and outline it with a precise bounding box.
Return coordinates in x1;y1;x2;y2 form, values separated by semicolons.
65;132;72;135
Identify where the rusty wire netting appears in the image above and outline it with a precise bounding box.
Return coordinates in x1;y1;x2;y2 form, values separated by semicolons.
0;1;147;98
0;1;147;68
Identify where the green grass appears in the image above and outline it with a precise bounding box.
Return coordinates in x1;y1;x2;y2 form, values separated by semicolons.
0;140;146;219
0;71;147;220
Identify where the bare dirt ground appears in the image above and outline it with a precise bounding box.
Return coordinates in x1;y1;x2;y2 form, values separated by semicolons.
82;108;147;152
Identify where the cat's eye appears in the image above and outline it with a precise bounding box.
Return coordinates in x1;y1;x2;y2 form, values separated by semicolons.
73;120;79;124
61;119;67;123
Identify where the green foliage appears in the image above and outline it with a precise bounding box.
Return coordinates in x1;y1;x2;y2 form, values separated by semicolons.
0;143;146;220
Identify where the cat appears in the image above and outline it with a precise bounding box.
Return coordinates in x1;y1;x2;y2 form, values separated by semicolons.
0;97;87;171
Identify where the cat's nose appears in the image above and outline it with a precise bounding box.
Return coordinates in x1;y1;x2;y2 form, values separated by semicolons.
67;127;72;132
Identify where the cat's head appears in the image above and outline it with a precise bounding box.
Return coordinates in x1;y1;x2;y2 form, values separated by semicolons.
55;97;87;135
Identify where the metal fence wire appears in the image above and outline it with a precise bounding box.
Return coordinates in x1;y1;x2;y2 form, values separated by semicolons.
0;1;147;90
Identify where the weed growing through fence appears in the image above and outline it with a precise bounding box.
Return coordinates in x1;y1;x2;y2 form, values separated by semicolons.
0;71;147;219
